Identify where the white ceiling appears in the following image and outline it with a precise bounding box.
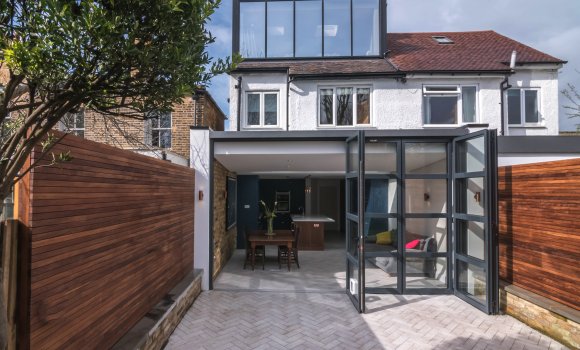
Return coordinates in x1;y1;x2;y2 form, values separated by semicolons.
214;141;447;177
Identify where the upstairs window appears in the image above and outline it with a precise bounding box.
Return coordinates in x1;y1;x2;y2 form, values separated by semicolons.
423;85;477;125
245;92;279;128
507;88;540;125
149;111;172;148
62;111;85;138
237;0;381;58
319;87;371;127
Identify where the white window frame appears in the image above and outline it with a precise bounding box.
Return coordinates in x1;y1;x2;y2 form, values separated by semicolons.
61;111;85;138
243;91;280;128
149;111;172;148
422;84;478;126
317;85;373;128
506;88;542;127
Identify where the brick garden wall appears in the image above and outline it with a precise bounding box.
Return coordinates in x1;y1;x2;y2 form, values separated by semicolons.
212;160;237;280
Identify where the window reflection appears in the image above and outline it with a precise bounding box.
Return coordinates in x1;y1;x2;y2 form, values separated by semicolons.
324;0;351;56
296;0;322;57
336;87;353;125
238;0;383;58
240;2;265;58
353;0;379;56
267;1;293;57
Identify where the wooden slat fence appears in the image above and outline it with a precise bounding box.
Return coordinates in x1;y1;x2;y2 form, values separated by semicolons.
16;132;195;349
498;158;580;310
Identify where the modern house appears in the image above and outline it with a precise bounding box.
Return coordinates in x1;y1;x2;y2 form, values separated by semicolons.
190;0;570;315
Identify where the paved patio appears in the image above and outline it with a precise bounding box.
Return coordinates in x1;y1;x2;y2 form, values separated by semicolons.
166;247;567;350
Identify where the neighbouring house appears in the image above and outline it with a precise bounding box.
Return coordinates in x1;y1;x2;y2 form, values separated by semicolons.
60;89;226;165
189;0;580;321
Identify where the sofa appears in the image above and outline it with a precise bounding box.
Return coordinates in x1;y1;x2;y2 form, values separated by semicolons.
366;236;437;278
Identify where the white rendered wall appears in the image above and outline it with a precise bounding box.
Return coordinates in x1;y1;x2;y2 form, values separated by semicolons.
498;153;580;166
506;68;560;135
190;129;211;290
229;73;288;131
229;67;560;135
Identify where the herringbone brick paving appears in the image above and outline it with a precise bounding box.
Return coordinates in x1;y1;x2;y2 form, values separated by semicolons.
166;247;568;350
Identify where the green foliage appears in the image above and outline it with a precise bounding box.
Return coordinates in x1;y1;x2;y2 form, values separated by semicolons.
1;0;240;114
0;0;240;206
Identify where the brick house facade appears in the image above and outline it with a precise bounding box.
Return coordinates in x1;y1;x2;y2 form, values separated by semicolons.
78;90;226;160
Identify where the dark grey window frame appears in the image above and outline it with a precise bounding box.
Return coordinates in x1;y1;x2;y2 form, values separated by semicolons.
207;128;498;314
233;0;387;60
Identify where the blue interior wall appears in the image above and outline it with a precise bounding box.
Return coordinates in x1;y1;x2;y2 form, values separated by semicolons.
258;179;305;230
236;175;260;248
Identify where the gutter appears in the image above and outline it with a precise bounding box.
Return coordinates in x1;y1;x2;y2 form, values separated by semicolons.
288;72;405;80
499;51;517;136
286;70;294;131
499;76;512;136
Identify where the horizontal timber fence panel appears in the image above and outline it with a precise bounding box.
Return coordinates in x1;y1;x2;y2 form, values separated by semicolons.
498;158;580;311
17;132;195;350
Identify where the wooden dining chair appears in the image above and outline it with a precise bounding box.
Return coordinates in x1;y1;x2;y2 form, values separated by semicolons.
278;226;300;269
243;228;265;270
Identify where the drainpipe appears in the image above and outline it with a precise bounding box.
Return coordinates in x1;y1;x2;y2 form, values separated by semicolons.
286;70;294;131
235;76;242;131
499;51;517;136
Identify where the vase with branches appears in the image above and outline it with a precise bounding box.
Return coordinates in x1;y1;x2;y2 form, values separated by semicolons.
260;200;277;235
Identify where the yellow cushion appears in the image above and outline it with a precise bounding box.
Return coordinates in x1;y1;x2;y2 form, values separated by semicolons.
376;231;393;245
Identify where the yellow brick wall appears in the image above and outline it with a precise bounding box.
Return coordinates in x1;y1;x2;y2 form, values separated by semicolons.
81;92;225;160
500;287;579;349
212;160;237;280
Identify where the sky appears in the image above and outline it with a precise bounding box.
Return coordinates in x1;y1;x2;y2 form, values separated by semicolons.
205;0;580;131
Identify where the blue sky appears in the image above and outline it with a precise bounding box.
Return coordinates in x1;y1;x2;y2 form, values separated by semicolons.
206;0;580;131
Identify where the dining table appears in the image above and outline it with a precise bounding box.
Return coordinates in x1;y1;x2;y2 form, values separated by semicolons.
248;230;294;271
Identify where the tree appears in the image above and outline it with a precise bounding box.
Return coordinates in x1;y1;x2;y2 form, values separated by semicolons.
562;82;580;131
0;2;238;347
0;0;239;207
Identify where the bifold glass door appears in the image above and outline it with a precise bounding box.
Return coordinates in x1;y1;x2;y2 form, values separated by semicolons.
452;130;499;314
346;131;365;313
364;139;401;294
344;129;498;315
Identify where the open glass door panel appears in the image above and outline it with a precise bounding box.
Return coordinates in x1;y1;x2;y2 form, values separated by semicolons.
345;131;365;313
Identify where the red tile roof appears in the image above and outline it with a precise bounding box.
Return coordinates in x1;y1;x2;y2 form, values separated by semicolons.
234;30;565;75
388;30;565;72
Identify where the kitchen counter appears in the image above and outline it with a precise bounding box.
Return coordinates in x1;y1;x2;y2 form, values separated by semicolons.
290;215;336;223
291;215;335;250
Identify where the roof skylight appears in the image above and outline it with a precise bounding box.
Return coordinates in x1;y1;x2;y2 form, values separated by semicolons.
432;36;454;44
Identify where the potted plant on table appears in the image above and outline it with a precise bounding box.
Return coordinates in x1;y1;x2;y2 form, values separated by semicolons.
260;200;277;236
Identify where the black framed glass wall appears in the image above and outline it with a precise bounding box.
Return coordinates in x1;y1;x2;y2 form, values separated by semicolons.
233;0;387;59
402;141;451;292
363;139;401;293
345;131;365;313
453;130;499;314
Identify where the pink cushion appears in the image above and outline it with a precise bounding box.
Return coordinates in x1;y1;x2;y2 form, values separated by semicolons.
405;239;420;249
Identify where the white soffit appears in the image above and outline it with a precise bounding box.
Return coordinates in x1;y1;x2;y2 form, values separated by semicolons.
214;141;448;176
214;141;346;175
